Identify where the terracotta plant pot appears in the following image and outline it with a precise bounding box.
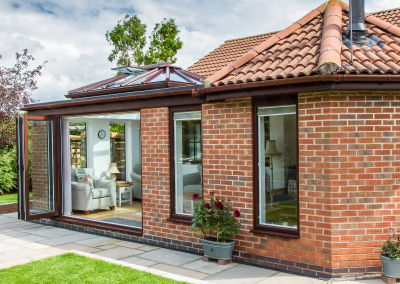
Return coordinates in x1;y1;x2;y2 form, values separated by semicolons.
380;254;400;278
201;238;235;260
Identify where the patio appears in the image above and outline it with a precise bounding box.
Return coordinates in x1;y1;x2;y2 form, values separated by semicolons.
0;212;385;284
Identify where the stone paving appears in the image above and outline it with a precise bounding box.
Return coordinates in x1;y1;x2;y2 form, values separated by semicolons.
0;212;386;284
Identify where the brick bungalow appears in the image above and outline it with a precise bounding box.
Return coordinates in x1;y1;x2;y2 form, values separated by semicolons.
16;0;400;279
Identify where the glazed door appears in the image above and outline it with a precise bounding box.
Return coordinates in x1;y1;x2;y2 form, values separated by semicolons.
17;116;62;221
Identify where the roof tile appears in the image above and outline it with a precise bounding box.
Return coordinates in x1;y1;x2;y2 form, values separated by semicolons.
188;2;400;85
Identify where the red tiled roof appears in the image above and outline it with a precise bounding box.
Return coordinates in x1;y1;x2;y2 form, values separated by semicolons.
186;32;277;78
188;1;400;87
373;7;400;26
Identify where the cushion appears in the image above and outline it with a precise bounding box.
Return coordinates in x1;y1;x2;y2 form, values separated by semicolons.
76;173;94;189
183;184;202;194
92;188;111;199
134;164;142;175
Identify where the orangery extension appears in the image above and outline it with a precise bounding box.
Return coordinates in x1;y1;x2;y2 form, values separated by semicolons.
16;0;400;279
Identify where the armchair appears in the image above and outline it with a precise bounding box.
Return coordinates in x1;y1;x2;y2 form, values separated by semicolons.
130;164;142;199
71;168;116;215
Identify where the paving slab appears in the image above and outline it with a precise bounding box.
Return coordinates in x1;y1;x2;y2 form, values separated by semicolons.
0;258;31;269
139;248;202;266
203;264;279;284
95;244;119;250
14;224;51;232
54;243;102;254
0;222;32;230
29;227;77;238
133;244;159;252
150;263;210;280
0;231;29;239
17;234;49;242
0;243;21;253
75;238;119;247
0;248;43;262
2;237;31;245
119;256;159;267
20;242;51;250
182;258;238;275
40;247;67;255
113;241;148;249
2;212;18;218
36;233;99;246
94;247;144;259
257;272;325;284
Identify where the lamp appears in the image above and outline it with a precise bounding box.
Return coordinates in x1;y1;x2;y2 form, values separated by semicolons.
265;140;281;206
106;163;120;181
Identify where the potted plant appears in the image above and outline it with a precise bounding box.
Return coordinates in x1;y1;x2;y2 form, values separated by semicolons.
381;228;400;278
279;216;292;226
189;192;241;262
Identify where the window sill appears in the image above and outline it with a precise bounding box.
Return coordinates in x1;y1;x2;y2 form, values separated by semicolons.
167;215;194;224
250;227;300;239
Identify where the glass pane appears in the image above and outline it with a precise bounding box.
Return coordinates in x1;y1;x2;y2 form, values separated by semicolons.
258;105;297;228
110;123;126;181
174;111;202;215
69;122;86;169
28;120;55;215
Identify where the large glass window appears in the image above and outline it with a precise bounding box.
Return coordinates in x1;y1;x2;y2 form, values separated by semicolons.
173;111;202;215
110;123;126;181
258;105;297;229
69;123;87;169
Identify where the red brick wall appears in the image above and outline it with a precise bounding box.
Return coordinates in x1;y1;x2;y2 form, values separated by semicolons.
202;98;254;243
140;93;395;277
298;91;399;275
0;203;18;214
140;107;197;242
30;121;50;212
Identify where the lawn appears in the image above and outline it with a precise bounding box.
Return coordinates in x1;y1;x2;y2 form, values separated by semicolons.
0;253;188;284
0;192;32;204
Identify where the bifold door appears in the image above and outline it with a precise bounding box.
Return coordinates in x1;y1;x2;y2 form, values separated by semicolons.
17;116;62;221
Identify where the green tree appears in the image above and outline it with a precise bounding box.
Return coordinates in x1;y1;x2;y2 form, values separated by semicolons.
106;16;183;67
143;18;183;65
106;15;147;67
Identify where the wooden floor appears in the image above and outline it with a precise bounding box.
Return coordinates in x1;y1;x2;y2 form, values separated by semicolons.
72;201;142;222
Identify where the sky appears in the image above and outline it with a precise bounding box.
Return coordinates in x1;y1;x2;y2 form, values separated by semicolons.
1;0;400;103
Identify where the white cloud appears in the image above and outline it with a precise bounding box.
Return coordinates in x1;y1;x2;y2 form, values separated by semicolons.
1;0;400;103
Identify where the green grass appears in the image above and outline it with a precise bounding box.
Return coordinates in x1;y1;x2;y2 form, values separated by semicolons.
277;199;297;206
0;253;188;284
0;192;32;204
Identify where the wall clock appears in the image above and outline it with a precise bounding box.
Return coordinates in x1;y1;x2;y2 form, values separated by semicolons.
98;130;106;139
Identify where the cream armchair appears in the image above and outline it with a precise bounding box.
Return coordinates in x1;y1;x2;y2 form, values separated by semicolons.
130;164;142;199
71;168;116;215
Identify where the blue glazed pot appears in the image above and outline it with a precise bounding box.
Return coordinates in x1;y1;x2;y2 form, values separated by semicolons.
201;238;235;260
380;254;400;278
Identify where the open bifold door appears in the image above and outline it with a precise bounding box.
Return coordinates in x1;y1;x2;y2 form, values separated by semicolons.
17;116;62;221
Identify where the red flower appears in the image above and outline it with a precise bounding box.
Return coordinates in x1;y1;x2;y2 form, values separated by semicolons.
209;191;215;196
234;210;240;217
192;193;200;199
215;201;223;209
205;203;210;209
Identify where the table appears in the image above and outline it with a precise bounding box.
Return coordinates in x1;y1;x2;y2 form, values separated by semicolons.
116;181;133;207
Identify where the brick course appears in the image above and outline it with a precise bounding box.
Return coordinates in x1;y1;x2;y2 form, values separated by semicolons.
0;202;18;214
29;91;400;279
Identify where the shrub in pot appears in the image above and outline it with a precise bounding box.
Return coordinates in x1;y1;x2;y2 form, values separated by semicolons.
381;229;400;278
188;192;241;261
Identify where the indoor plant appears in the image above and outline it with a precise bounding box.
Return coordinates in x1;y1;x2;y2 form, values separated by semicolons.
381;228;400;278
189;192;241;261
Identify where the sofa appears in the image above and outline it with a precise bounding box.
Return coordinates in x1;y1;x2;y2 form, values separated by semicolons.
182;164;202;195
130;164;142;199
71;168;116;215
